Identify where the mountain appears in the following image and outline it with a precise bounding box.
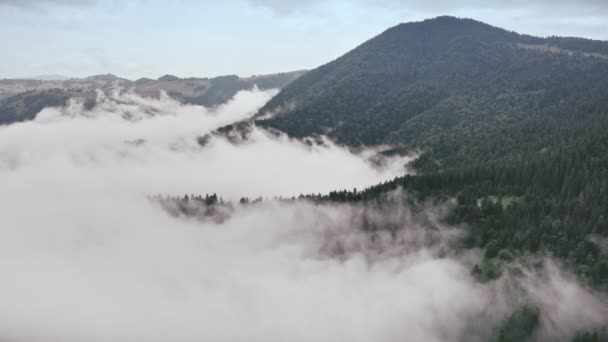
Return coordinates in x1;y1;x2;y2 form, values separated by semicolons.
0;70;305;125
253;17;608;306
256;16;608;171
0;89;97;125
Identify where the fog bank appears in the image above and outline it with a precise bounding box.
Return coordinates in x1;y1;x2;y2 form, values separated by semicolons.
0;88;412;199
0;88;605;342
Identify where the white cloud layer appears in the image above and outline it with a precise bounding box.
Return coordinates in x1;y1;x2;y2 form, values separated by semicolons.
0;88;412;199
0;88;605;341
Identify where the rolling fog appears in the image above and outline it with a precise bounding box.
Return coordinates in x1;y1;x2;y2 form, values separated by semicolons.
0;88;411;198
0;88;606;342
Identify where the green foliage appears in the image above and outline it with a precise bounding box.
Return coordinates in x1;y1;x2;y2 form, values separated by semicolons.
572;329;608;342
496;306;540;342
472;258;503;282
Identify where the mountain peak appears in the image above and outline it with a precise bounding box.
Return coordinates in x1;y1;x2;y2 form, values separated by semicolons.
399;16;494;28
256;17;608;151
385;15;514;44
86;74;120;81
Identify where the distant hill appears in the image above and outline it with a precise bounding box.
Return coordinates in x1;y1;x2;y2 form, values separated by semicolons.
0;89;96;125
255;16;608;171
0;70;305;125
132;72;306;107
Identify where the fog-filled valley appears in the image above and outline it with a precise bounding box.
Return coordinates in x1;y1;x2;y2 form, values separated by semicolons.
0;87;606;342
0;88;410;198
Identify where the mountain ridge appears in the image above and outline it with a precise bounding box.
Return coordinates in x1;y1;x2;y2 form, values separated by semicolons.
0;70;306;125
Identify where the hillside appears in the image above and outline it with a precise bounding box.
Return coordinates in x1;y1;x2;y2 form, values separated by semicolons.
256;16;608;172
0;89;97;125
254;17;608;315
0;71;305;125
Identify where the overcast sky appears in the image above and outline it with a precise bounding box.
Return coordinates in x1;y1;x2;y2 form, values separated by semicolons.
2;0;608;79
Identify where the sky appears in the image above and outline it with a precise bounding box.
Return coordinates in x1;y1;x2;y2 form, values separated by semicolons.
1;0;608;79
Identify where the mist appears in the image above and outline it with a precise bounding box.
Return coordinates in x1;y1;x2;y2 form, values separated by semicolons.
0;88;606;342
0;88;412;199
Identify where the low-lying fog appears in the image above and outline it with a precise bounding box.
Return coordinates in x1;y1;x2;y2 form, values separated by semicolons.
0;88;411;198
0;88;605;342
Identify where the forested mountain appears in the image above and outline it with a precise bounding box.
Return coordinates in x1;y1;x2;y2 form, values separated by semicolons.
0;71;305;125
255;16;608;283
256;16;608;172
254;17;608;339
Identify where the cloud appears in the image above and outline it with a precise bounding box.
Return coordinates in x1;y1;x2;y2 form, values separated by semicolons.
247;0;608;16
0;191;486;341
247;0;323;14
1;88;411;198
246;0;608;40
0;0;97;8
0;88;605;341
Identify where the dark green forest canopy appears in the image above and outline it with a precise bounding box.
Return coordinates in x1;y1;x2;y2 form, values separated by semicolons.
306;129;608;288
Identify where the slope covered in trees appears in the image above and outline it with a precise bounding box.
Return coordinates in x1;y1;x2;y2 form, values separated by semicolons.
301;128;608;289
256;16;608;172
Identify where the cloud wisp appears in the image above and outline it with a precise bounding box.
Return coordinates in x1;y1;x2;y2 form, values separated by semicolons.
0;0;97;9
247;0;608;41
249;0;608;16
